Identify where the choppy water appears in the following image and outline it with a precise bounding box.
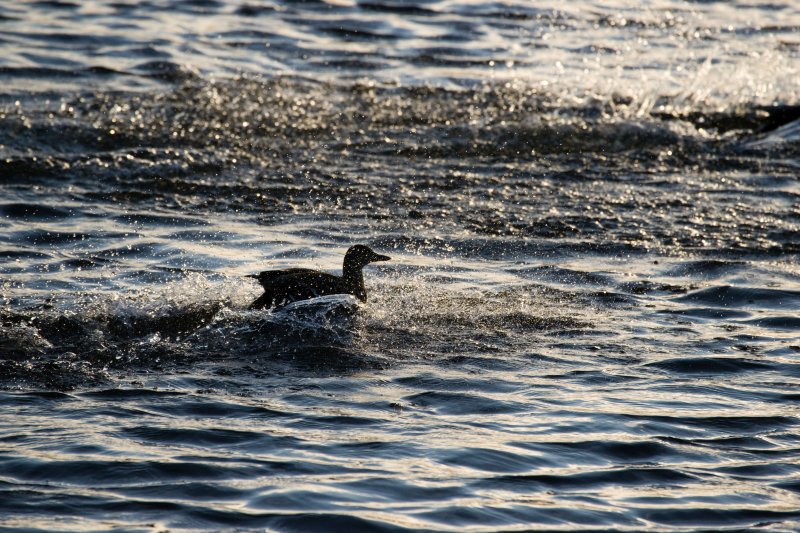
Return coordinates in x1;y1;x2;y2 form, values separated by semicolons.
2;0;800;531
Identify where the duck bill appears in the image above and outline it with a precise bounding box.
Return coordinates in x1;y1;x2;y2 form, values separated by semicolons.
371;253;391;262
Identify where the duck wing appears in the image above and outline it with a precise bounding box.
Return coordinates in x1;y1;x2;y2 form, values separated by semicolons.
247;268;321;290
248;270;349;309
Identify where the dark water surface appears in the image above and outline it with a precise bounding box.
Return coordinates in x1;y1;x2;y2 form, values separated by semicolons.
1;0;800;531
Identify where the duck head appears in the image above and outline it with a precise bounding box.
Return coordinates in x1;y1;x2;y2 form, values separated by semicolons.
343;245;391;269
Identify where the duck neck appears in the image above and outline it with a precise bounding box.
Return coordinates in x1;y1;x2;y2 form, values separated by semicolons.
343;264;367;301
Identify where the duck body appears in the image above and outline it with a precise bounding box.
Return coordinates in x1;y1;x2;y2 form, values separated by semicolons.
248;245;390;310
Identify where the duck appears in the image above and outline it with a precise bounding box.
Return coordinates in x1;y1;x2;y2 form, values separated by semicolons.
248;245;390;309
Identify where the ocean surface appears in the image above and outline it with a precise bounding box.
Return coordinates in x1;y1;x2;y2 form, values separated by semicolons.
1;0;800;531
